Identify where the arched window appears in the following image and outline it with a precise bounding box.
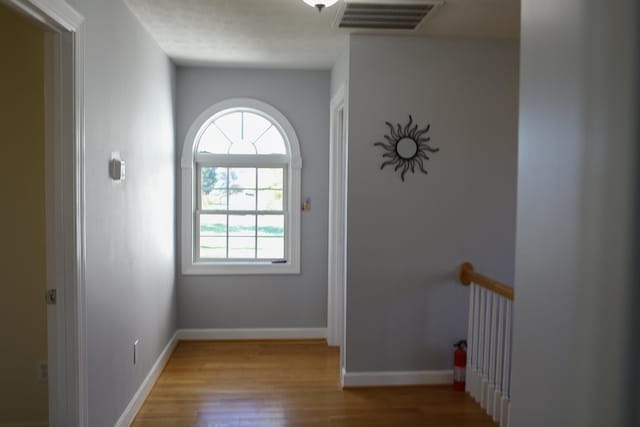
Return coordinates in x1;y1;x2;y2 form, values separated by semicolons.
181;99;301;275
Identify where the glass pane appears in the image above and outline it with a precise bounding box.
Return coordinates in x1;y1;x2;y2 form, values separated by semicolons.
201;167;227;190
229;189;256;211
228;215;256;236
258;168;283;190
214;112;242;144
243;112;272;144
200;236;226;259
200;214;227;236
228;141;256;155
258;190;283;211
228;237;255;259
201;189;227;210
257;237;284;259
229;168;256;189
255;126;286;154
257;215;284;237
197;123;230;154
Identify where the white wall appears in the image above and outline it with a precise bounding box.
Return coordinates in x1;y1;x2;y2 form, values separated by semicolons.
510;2;585;423
64;1;177;426
510;0;638;426
345;35;519;372
176;67;330;329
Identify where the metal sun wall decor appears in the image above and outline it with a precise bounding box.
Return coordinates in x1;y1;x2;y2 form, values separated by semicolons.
374;115;439;182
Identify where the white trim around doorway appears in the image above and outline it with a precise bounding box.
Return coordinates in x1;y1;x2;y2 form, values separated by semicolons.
327;85;347;376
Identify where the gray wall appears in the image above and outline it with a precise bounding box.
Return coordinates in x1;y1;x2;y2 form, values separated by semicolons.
330;42;349;99
66;1;177;426
510;1;585;423
345;35;519;372
510;0;638;426
176;68;330;329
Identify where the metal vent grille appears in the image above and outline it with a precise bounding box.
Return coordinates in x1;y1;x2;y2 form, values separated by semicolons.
336;1;442;30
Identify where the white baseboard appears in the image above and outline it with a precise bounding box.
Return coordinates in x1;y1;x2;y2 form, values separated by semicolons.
176;328;327;341
342;368;453;387
114;332;178;427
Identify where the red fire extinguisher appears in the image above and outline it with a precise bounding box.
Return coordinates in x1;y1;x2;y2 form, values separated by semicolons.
453;340;467;391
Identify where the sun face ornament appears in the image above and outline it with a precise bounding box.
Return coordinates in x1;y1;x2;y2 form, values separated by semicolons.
374;115;439;182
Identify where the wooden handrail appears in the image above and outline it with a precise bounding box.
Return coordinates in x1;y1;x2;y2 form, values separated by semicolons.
458;262;514;300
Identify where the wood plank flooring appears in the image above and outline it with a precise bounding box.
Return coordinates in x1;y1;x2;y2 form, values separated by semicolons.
131;340;497;427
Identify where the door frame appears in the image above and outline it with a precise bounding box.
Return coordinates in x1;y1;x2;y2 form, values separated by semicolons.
2;0;87;425
327;85;347;375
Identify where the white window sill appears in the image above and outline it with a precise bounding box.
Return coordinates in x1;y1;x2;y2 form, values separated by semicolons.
182;261;300;276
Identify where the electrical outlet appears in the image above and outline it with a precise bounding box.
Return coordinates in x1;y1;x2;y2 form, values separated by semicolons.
37;360;48;382
133;340;139;365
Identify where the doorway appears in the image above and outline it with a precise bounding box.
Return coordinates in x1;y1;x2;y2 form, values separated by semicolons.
0;1;86;425
0;5;48;425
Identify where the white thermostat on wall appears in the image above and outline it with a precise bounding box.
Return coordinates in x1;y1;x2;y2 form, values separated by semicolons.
110;157;126;181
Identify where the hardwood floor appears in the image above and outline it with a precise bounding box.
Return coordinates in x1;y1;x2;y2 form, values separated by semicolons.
131;340;497;427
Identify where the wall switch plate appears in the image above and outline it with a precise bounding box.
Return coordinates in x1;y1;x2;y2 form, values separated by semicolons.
37;360;48;382
110;157;126;181
133;340;139;365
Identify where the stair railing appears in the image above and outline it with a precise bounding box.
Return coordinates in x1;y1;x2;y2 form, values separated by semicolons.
459;262;514;427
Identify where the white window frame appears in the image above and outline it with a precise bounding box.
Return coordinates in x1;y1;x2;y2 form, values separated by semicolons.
181;98;302;275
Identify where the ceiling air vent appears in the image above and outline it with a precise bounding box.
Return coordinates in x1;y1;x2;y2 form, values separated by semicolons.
336;0;443;30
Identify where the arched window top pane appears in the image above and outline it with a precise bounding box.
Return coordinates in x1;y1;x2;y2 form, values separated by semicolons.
255;126;286;155
196;110;287;155
197;122;230;154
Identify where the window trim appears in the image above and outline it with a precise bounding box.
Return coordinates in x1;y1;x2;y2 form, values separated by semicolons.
181;98;302;275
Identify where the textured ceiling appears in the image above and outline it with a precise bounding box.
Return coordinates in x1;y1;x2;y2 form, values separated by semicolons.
124;0;520;69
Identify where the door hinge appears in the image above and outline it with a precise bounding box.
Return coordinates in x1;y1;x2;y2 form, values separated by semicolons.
45;289;57;305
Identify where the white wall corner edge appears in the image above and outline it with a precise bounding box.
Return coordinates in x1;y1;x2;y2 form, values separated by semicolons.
114;332;179;427
176;328;328;341
342;369;453;387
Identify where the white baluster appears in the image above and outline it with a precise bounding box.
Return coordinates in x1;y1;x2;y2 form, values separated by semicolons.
500;300;512;427
481;289;491;410
472;284;481;400
483;290;491;411
477;287;486;403
493;296;505;422
487;292;498;415
466;283;475;395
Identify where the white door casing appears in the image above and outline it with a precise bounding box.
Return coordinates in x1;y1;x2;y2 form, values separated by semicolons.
328;85;347;377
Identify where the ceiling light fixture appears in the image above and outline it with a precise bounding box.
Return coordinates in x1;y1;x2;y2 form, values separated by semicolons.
303;0;339;12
